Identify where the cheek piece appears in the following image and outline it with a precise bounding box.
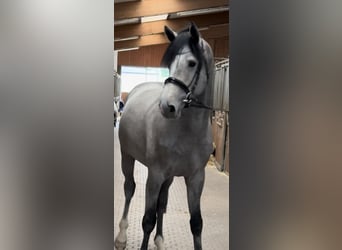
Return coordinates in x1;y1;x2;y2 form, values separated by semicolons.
164;58;212;110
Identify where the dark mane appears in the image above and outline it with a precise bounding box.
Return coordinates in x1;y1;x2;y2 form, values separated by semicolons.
161;27;204;68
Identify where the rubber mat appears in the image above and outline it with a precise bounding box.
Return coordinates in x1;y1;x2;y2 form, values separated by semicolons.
114;127;229;249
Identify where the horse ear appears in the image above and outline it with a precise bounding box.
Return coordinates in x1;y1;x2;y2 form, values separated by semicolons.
164;26;177;42
189;22;200;43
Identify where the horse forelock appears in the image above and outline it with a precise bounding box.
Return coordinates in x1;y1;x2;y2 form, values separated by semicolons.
161;31;189;67
161;29;209;71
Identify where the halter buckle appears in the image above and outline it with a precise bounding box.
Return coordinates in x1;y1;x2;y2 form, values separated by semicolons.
183;92;193;107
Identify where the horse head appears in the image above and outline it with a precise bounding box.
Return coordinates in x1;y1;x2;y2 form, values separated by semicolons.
159;23;214;119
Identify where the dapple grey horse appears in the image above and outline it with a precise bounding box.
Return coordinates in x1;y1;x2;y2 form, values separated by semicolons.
115;23;215;250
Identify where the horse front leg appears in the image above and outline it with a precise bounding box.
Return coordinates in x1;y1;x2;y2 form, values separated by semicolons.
185;169;205;250
140;171;165;250
154;177;174;250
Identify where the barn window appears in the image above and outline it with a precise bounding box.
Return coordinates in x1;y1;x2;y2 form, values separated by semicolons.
120;66;169;92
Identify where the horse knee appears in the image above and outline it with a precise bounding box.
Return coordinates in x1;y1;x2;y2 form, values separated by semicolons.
142;209;157;234
124;179;136;199
157;178;173;214
157;196;168;214
190;211;203;236
157;206;167;215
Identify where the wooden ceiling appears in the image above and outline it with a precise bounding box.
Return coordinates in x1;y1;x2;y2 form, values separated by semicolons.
114;0;229;51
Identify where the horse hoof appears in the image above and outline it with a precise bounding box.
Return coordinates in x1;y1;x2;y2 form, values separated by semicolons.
154;235;165;250
114;238;127;250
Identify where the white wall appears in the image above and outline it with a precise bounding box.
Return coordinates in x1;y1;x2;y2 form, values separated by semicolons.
114;51;118;71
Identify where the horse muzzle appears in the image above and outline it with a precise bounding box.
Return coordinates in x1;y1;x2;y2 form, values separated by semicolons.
159;100;181;119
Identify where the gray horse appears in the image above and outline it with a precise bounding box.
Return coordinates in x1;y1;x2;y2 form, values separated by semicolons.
115;23;215;250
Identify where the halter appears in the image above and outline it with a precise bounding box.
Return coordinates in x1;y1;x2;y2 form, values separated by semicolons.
164;46;212;110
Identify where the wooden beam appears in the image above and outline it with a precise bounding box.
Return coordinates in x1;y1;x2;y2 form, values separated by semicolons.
115;24;229;50
115;34;167;50
115;12;229;39
114;0;229;20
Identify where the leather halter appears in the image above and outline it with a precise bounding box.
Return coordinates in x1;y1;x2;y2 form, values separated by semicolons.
164;51;212;110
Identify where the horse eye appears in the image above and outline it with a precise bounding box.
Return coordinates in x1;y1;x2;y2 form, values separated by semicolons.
188;60;196;67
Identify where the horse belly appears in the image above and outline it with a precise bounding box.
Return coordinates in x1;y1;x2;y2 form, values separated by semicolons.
146;141;213;177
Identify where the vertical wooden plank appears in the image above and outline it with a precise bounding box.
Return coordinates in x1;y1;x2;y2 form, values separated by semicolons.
214;37;229;58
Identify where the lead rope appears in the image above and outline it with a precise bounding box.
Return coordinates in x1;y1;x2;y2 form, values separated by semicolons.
183;92;213;110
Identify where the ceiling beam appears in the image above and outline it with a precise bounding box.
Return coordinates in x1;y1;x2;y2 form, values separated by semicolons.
115;11;229;39
115;34;166;50
114;0;229;20
115;24;229;50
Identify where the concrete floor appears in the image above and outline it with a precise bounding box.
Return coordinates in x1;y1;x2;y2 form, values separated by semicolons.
114;125;229;250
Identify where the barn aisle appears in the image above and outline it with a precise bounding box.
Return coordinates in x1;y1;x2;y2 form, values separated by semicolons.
114;125;229;250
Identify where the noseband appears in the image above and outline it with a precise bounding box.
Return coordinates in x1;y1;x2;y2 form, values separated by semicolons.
164;53;212;110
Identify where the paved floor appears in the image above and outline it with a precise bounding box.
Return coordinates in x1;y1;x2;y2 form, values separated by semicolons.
114;125;229;250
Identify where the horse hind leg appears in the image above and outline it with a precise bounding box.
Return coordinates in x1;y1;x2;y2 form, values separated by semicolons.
154;177;174;250
140;171;165;250
115;152;136;250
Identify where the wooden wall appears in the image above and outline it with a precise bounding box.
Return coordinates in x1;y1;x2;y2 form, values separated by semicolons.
207;37;229;60
117;37;229;68
118;44;169;68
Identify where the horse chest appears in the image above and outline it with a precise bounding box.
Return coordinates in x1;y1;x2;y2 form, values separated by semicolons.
157;131;202;154
145;132;212;176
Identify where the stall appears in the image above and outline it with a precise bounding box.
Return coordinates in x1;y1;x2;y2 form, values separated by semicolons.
212;59;229;173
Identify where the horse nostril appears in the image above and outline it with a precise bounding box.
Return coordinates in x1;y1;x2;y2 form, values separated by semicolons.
168;104;176;113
